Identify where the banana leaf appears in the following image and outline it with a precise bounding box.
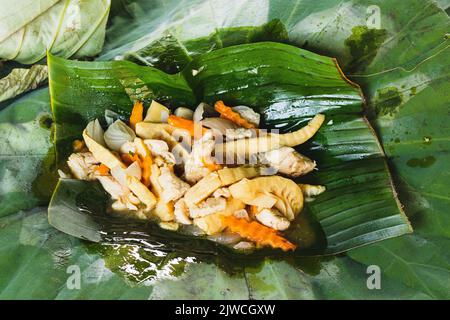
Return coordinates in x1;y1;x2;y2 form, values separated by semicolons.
47;40;411;255
0;88;57;218
0;0;111;64
0;207;428;299
0;0;448;299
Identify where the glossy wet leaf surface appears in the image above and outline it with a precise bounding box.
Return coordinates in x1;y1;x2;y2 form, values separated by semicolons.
0;208;432;299
0;0;449;299
0;89;56;218
47;41;410;255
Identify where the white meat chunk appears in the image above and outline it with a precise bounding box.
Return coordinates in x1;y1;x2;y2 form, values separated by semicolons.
232;105;260;126
158;167;190;202
98;175;141;212
174;198;192;225
184;130;215;183
111;192;141;212
97;176;127;200
233;209;250;220
119;141;136;155
212;187;231;198
189;197;227;218
67;152;100;180
120;139;176;166
254;207;290;231
159;221;180;231
259;147;316;177
233;241;255;250
225;128;255;141
144;139;176;164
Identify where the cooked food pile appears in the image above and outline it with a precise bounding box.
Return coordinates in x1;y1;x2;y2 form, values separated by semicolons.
62;100;326;252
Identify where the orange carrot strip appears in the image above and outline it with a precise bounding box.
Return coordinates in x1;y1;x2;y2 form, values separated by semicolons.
214;101;255;129
135;140;152;186
120;152;152;186
121;153;140;166
141;155;153;187
130;101;144;130
249;205;259;216
221;215;297;251
201;157;222;171
96;164;110;176
167;115;207;137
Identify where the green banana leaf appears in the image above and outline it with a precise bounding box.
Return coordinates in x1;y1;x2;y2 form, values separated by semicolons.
47;40;411;255
0;88;57;218
0;0;112;103
0;0;448;299
0;207;428;299
0;0;111;64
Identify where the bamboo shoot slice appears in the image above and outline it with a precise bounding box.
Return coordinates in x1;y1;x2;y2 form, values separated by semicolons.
147;164;175;221
217;166;260;186
245;193;278;208
194;214;225;235
229;176;303;220
143;100;170;122
126;175;157;210
279;114;325;146
216;134;281;158
184;172;222;207
82;129;124;169
159;221;179;231
149;164;163;196
215;114;324;158
135;122;191;161
152;201;175;222
298;184;326;197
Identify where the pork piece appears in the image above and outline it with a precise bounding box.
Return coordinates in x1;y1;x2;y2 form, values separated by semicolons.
158;167;190;202
259;147;315;177
67;152;100;180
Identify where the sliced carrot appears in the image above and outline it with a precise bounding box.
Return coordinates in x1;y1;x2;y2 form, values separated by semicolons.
135;139;152;186
96;164;110;176
121;143;153;186
121;153;140;166
221;215;297;251
167;115;207;137
129;101;144;130
214;101;255;129
141;155;153;187
249;205;259;216
201;157;222;171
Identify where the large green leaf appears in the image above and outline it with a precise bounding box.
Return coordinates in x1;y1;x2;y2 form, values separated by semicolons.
100;0;285;64
0;0;111;64
47;40;411;255
48;53;196;159
266;0;450;298
0;0;448;299
0;208;155;299
0;0;112;104
0;207;430;299
0;88;56;217
338;1;450;298
119;19;289;74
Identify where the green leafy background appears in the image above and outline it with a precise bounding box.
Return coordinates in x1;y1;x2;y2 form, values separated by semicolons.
0;0;112;103
0;0;449;299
